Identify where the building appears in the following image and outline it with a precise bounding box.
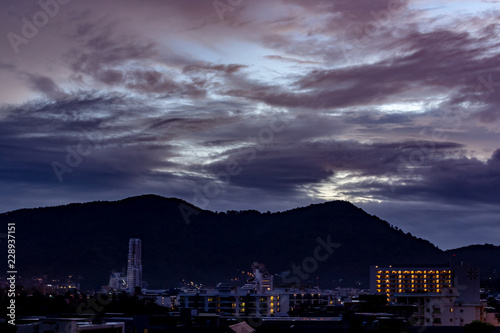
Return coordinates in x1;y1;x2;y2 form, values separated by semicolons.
155;294;177;308
178;283;288;317
178;262;367;318
242;262;273;292
108;272;127;291
140;289;178;308
370;262;486;326
126;238;142;291
370;264;454;303
17;318;124;333
178;285;367;318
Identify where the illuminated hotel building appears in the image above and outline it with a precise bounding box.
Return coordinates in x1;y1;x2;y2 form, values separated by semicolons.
370;263;486;326
370;265;453;302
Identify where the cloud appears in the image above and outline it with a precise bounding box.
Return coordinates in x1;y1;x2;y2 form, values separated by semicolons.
264;55;322;65
0;61;15;70
25;74;67;99
0;0;499;249
183;63;248;75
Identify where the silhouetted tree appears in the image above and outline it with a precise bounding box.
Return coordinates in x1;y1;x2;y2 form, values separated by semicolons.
463;320;494;333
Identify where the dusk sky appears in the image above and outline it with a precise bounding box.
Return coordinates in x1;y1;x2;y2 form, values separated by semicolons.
1;0;499;250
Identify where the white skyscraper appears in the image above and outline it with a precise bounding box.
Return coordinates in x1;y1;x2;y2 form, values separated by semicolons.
127;238;142;291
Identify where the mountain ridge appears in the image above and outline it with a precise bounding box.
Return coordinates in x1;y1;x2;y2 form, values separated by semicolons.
1;194;498;290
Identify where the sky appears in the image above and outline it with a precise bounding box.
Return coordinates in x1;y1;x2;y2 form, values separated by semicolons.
0;0;499;250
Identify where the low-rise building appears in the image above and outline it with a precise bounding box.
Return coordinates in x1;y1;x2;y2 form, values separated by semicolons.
179;283;288;317
370;262;487;326
17;318;124;333
140;289;178;308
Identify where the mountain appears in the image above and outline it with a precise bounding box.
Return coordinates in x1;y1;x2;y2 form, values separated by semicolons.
0;195;497;290
446;244;500;281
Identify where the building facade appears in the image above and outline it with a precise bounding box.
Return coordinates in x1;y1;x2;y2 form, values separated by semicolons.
179;285;367;318
126;238;142;290
370;264;454;303
179;284;288;317
370;263;486;326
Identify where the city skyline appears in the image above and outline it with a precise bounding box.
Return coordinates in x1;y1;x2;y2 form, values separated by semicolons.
2;202;499;330
0;0;499;250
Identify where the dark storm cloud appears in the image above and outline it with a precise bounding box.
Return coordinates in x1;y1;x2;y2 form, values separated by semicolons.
200;135;469;196
292;30;500;108
343;111;413;126
61;19;252;99
349;148;500;207
212;7;500;118
0;92;278;191
125;69;206;98
183;63;248;75
69;38;157;75
25;74;67;99
264;55;322;65
67;31;159;86
223;29;500;111
285;0;408;20
0;94;178;186
66;15;159;68
475;86;500;123
0;0;499;248
0;88;497;214
97;69;124;85
0;61;16;70
392;151;500;205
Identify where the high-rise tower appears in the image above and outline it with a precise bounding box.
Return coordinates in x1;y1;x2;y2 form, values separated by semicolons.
127;238;142;290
